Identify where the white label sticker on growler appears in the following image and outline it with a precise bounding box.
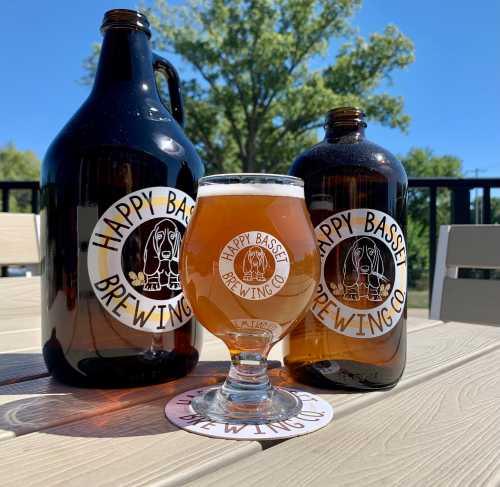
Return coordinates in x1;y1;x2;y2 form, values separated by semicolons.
87;186;195;333
313;208;407;338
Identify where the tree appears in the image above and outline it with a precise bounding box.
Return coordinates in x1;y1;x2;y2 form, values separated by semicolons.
471;195;500;224
489;197;500;224
400;148;462;288
84;0;415;172
0;143;40;212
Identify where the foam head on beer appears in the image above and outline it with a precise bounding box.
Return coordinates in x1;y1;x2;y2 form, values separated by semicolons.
198;176;305;199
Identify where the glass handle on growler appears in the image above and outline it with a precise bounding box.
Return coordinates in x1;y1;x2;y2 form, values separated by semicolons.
285;107;408;390
41;10;205;387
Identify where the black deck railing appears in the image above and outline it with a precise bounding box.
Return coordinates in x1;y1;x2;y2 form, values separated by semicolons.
408;177;500;296
0;180;40;214
2;178;500;297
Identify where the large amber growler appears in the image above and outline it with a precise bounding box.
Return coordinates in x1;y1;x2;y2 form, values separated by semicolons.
285;107;407;389
41;10;204;387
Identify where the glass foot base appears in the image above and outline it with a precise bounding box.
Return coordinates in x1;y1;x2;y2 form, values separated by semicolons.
191;386;302;424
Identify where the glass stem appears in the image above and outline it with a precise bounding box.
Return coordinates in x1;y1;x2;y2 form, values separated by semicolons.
219;351;272;404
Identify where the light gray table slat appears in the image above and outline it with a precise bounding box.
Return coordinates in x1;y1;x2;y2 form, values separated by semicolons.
276;321;500;412
0;360;235;442
0;315;433;386
189;347;500;487
0;329;40;354
0;352;48;387
0;317;48;385
0;321;498;486
0;390;260;487
1;320;496;443
0;316;40;333
0;277;40;320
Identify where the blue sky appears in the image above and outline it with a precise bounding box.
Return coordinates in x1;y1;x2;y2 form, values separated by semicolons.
1;0;499;176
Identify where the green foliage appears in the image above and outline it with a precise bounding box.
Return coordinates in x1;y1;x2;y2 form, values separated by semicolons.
79;43;101;86
83;0;415;173
402;147;462;178
471;195;500;224
323;24;414;131
400;148;462;288
147;0;414;172
0;143;40;213
0;143;40;180
491;197;500;224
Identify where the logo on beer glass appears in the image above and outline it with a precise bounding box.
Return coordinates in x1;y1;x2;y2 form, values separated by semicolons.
314;208;407;338
231;318;282;342
87;186;195;333
219;231;290;300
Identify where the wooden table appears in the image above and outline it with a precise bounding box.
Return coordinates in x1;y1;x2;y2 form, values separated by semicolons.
1;300;499;486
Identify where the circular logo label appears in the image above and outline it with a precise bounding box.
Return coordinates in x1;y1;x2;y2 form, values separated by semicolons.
313;209;407;338
219;231;290;301
165;386;334;440
87;186;195;333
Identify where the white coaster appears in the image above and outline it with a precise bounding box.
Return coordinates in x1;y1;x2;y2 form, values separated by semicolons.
165;386;334;440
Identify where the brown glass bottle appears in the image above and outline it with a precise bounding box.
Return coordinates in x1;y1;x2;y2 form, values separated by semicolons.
284;107;407;390
41;10;204;387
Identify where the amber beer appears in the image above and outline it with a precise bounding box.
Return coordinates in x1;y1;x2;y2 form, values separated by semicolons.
181;177;319;355
41;10;204;387
180;174;320;423
285;107;408;389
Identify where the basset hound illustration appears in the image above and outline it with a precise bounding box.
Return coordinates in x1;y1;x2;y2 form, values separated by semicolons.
242;246;268;282
342;237;388;302
143;219;181;291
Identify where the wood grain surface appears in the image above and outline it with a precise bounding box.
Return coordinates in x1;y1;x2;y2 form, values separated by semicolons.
0;385;261;487
188;348;500;487
0;352;48;387
0;320;499;486
1;320;498;442
0;328;40;353
2;219;497;485
0;277;41;320
0;213;39;266
0;315;40;333
0;314;433;385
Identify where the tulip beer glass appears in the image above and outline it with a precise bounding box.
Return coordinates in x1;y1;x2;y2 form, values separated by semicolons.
180;174;320;423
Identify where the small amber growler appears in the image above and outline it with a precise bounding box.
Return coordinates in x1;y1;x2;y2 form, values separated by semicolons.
285;107;407;389
41;10;204;387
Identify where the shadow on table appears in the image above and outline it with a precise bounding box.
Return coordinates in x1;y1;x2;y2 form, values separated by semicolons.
0;356;228;439
0;352;49;386
270;366;369;393
0;355;353;440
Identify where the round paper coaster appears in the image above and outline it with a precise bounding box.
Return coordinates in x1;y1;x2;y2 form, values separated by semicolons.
165;386;334;441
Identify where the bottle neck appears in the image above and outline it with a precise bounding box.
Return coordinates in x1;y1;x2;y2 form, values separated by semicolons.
91;28;157;97
324;124;366;143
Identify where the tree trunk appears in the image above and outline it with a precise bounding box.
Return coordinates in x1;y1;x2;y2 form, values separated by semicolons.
243;125;258;173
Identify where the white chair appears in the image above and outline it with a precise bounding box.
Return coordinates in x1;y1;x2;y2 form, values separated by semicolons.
0;212;41;319
430;224;500;325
